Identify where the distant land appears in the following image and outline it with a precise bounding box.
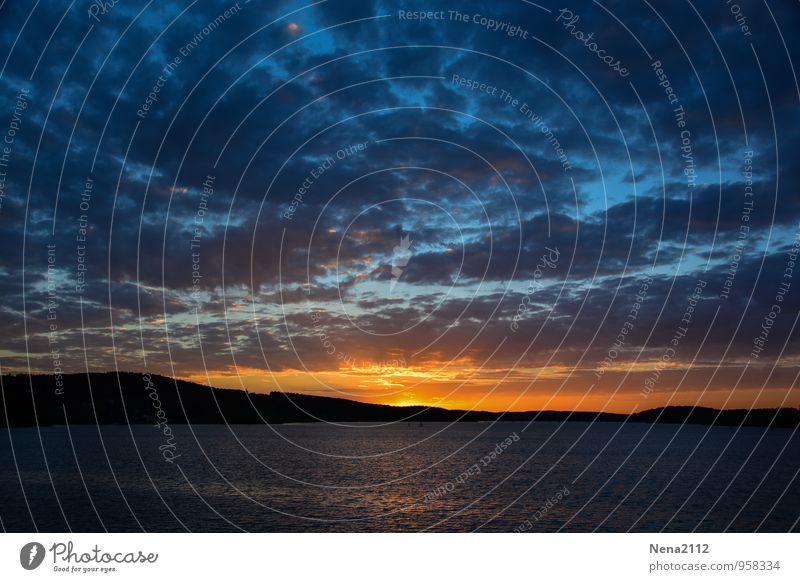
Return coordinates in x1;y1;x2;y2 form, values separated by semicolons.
1;373;798;428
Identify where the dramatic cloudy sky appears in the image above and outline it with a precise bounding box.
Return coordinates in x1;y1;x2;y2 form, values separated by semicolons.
0;0;798;412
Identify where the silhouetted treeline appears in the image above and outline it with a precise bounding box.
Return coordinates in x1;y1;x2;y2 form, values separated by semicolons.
1;373;798;428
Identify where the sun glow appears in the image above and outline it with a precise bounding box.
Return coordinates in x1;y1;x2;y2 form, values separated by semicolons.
337;364;460;384
172;353;790;414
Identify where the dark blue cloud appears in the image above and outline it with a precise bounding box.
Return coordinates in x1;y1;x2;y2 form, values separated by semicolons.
0;0;797;399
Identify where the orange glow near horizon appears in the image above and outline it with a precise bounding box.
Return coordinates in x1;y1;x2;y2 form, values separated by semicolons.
177;359;799;414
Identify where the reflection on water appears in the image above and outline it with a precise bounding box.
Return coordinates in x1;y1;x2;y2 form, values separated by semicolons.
1;422;797;532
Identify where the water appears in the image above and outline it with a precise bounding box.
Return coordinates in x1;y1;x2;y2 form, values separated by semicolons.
1;422;797;532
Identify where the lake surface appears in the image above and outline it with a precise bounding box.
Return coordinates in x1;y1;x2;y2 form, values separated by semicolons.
0;422;798;532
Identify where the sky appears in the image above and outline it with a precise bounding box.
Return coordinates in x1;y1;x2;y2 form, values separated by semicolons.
0;0;798;413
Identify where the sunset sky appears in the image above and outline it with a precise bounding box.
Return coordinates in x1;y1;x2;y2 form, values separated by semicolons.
0;0;798;413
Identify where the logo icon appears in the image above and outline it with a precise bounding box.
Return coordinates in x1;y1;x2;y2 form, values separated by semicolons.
20;542;45;570
390;234;413;293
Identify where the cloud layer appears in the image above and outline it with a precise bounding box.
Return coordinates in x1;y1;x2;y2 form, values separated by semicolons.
0;0;798;411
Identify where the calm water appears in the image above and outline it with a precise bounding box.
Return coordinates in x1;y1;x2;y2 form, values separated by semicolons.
0;422;798;532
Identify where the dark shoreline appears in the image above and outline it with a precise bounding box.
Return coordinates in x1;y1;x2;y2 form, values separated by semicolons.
2;372;798;428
